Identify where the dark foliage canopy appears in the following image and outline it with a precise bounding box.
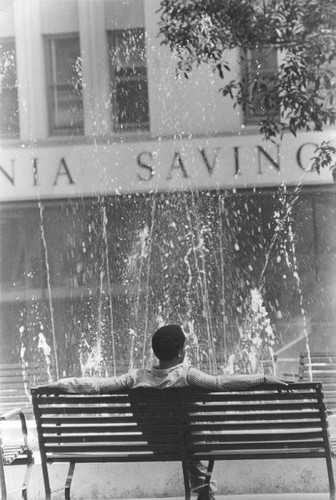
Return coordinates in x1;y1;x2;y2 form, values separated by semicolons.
158;0;336;171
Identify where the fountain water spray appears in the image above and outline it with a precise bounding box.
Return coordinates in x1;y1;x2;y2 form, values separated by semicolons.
37;201;59;380
37;331;52;382
142;197;156;368
102;205;116;376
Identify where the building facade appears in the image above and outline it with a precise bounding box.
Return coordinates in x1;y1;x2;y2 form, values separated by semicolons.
0;0;335;381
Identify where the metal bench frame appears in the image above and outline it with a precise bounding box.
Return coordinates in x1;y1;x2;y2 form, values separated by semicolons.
31;382;335;500
0;408;34;500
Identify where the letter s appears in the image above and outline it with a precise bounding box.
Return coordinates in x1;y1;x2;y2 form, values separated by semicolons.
137;151;155;181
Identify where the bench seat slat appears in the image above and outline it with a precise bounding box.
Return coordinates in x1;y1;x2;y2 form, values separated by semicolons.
45;453;184;463
190;449;328;460
45;443;181;453
41;430;324;445
188;441;325;451
43;440;325;454
43;449;327;463
2;445;30;465
187;430;324;441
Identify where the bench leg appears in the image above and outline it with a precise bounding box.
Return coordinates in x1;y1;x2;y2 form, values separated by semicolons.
204;460;215;492
0;453;7;500
39;455;52;500
21;455;34;500
181;459;191;500
64;462;75;500
325;449;336;500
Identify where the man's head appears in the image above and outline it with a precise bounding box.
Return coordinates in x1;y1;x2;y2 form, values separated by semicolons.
151;325;186;361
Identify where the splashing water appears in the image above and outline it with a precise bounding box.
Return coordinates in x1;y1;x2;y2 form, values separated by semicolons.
79;335;106;377
125;223;152;368
102;205;116;376
142;198;156;368
38;201;59;380
184;193;217;373
233;288;276;374
288;219;312;380
9;185;318;381
37;332;52;382
257;183;301;289
19;325;26;364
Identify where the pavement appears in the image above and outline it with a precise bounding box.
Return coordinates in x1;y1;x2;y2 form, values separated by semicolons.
125;496;331;500
124;496;331;500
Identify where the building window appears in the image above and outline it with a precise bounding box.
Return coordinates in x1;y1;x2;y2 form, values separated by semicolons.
108;29;149;132
243;47;278;124
46;35;83;136
0;39;19;138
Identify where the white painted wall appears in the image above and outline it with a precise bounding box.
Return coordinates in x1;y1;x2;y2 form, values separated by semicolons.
14;0;49;140
0;0;246;144
0;0;15;37
145;0;241;138
78;0;111;137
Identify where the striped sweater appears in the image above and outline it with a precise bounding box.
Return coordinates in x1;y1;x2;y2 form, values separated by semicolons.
54;364;266;394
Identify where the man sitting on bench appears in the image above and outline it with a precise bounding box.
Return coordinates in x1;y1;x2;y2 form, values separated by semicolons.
48;324;288;500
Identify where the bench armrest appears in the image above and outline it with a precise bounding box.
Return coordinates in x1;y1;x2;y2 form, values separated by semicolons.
0;408;29;449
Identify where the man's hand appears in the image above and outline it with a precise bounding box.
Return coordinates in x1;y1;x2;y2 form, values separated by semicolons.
263;375;294;387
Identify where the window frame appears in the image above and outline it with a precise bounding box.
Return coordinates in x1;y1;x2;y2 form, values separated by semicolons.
0;37;19;138
45;33;84;137
242;46;279;125
108;28;150;133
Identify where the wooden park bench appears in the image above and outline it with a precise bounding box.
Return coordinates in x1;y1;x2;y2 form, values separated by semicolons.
31;382;335;500
299;352;336;413
0;408;34;500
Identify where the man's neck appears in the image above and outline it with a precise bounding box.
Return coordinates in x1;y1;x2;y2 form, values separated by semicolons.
158;358;180;370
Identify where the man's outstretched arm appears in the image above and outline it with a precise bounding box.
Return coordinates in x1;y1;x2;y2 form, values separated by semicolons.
186;367;289;390
42;372;135;393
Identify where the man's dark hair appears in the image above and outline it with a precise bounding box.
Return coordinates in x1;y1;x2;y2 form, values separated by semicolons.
151;325;185;361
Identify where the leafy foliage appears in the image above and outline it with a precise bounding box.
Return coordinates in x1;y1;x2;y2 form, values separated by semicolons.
158;0;336;171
